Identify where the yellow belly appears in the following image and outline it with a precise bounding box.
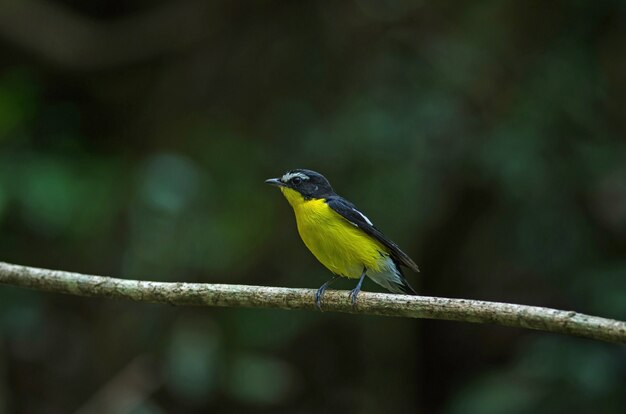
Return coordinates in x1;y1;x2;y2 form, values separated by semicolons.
281;188;388;278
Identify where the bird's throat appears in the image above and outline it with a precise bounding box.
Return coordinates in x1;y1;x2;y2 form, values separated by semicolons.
280;187;307;208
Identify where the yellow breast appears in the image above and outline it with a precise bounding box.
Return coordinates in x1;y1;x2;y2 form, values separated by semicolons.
280;187;388;278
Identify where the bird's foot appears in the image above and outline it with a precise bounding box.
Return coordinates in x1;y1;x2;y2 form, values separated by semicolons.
348;287;361;306
315;287;326;311
349;268;367;307
315;276;339;311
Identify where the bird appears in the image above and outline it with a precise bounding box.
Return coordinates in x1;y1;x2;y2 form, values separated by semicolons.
265;169;419;308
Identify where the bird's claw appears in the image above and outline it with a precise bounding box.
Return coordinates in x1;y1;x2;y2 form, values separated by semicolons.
315;276;339;311
315;289;325;311
349;288;360;306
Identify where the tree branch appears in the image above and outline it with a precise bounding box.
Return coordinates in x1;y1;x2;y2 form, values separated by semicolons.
0;261;624;344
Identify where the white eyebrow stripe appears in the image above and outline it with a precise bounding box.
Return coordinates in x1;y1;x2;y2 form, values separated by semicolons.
281;172;310;182
354;208;373;226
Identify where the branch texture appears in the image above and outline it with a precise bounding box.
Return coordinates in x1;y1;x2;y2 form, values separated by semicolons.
1;262;624;343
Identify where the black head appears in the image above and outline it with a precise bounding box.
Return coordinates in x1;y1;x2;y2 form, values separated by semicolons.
265;169;335;199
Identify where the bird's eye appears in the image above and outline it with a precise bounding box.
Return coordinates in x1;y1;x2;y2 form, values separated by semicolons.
292;177;302;185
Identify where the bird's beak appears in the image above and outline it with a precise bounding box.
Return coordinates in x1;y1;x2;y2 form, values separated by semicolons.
265;178;285;187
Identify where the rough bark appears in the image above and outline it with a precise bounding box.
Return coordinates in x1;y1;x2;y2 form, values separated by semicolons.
0;261;624;343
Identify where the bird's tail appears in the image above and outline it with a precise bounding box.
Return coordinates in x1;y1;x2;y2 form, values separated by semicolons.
367;259;417;295
395;275;417;295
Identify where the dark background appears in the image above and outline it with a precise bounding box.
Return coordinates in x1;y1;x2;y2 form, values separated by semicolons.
1;1;625;413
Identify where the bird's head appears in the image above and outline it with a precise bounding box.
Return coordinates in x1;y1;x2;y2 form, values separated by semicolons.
265;169;334;204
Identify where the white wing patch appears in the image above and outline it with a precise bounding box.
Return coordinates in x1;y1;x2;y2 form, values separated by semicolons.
354;208;373;226
281;171;310;182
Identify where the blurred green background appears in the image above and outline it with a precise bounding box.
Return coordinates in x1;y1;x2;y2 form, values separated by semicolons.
1;0;625;413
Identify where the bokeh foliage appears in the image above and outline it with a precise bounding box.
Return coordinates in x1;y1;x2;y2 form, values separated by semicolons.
1;0;625;413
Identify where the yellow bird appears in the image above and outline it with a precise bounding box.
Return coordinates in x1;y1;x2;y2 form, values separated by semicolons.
265;169;419;308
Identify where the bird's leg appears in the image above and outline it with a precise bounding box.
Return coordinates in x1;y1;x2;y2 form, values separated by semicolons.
349;268;367;306
315;276;340;311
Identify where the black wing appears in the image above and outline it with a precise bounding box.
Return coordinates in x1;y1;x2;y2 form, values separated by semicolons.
325;196;420;272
